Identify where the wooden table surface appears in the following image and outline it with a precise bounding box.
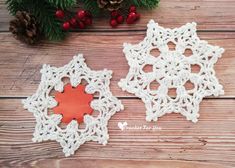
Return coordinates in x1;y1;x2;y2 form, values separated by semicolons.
0;0;235;167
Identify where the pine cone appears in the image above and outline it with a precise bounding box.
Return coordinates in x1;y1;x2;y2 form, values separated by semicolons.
9;11;40;45
97;0;124;11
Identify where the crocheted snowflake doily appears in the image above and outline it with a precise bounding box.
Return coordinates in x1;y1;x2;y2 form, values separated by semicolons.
22;54;124;157
118;20;224;123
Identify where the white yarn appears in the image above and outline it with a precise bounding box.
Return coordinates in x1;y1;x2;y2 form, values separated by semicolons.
22;54;124;157
119;20;224;123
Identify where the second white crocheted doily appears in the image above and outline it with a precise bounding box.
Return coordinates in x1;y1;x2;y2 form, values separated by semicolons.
119;20;224;123
22;54;124;156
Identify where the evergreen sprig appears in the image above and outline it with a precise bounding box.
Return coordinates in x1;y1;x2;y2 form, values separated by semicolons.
131;0;160;9
47;0;76;10
6;0;70;41
82;0;101;16
6;0;25;15
33;0;66;40
6;0;160;42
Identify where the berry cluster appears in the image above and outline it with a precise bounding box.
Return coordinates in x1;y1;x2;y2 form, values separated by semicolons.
55;9;92;30
110;10;124;28
55;5;140;29
109;5;140;28
126;5;140;24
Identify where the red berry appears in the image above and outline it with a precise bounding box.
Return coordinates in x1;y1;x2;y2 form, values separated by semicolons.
62;22;70;30
128;12;137;21
55;10;64;19
77;10;86;20
117;15;124;24
70;18;77;27
126;12;140;24
78;21;85;29
129;5;136;13
84;18;92;26
111;10;119;18
110;19;118;28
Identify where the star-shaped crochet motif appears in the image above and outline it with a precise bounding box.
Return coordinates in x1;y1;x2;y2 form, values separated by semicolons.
22;54;124;156
119;20;224;123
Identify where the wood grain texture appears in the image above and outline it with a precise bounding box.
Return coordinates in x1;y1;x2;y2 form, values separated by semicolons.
1;0;235;31
27;159;234;168
0;99;235;167
0;32;234;97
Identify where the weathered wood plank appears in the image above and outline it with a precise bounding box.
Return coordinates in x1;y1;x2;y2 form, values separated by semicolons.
1;0;235;31
10;159;235;168
0;0;12;31
0;32;234;97
0;99;235;167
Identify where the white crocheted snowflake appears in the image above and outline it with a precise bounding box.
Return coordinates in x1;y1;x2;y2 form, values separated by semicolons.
119;20;224;123
22;54;124;157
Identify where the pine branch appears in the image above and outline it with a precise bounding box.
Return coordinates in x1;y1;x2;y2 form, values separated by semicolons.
82;0;101;16
32;0;66;40
6;0;160;42
130;0;160;9
47;0;76;10
6;0;26;15
6;0;65;41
